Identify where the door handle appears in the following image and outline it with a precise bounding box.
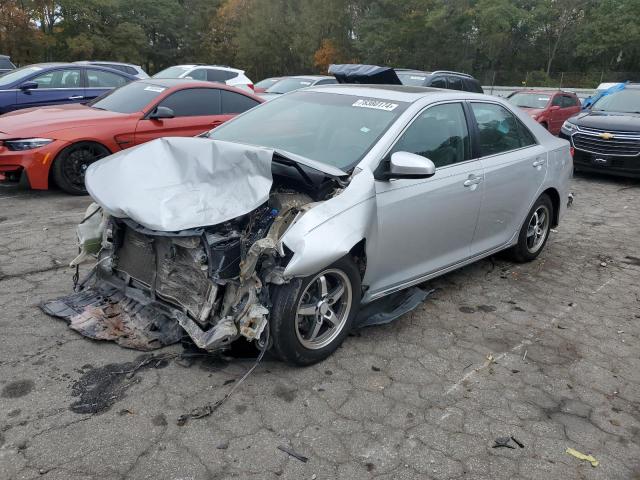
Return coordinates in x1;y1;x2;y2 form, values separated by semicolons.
68;95;84;100
463;175;482;187
532;158;546;167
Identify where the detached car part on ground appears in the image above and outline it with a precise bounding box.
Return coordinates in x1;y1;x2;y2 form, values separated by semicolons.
43;85;572;365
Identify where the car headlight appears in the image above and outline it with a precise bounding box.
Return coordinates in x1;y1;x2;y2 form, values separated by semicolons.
560;121;577;135
3;138;54;151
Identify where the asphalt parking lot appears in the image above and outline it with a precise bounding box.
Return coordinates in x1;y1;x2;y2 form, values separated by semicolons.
1;172;639;480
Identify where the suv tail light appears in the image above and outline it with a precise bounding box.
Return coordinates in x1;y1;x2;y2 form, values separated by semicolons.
570;147;575;157
248;83;254;91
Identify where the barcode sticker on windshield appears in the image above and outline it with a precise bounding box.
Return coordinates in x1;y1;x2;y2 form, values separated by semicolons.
144;86;166;93
352;99;398;111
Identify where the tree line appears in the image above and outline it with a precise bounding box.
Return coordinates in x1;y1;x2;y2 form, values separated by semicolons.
1;0;639;86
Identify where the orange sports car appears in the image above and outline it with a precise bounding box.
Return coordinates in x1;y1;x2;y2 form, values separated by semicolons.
0;78;263;194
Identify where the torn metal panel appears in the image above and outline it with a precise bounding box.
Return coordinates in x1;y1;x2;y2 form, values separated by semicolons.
41;286;184;350
85;137;274;232
354;287;431;328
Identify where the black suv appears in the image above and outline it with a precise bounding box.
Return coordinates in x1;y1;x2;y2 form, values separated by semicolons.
0;55;15;75
559;84;640;178
395;69;483;93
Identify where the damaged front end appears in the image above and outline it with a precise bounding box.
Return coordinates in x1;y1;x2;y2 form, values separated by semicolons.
42;137;332;352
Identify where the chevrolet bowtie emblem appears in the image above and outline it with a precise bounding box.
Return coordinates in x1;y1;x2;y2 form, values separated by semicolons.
599;132;614;140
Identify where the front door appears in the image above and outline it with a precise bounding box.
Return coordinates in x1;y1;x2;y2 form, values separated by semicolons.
17;67;83;109
468;101;548;254
366;102;484;296
134;88;225;145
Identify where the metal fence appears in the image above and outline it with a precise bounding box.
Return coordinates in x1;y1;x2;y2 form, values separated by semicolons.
475;71;640;90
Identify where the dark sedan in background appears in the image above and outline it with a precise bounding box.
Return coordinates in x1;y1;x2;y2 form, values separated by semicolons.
0;55;15;75
560;84;640;178
0;63;136;114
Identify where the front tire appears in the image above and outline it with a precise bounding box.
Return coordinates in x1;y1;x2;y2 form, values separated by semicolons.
52;142;110;195
508;193;553;263
270;256;361;365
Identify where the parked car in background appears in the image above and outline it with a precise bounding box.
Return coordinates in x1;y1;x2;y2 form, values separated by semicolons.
0;63;136;115
75;61;149;79
254;77;281;93
395;69;484;93
330;64;483;93
0;79;263;194
259;75;338;99
508;90;581;135
560;84;640;178
153;65;254;92
0;55;15;75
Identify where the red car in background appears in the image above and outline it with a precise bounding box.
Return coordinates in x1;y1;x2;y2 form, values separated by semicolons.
507;90;581;135
0;79;263;194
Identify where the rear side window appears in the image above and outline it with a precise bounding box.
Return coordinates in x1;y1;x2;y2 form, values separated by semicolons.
220;90;260;114
391;102;471;168
207;69;237;82
430;77;447;89
471;103;536;156
158;88;221;116
562;95;579;107
87;69;128;88
188;69;208;81
447;76;464;91
551;95;563;107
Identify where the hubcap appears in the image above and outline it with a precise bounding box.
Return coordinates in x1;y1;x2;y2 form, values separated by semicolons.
295;269;352;350
526;205;550;253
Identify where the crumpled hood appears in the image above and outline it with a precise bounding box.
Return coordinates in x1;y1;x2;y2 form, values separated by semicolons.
85;137;274;232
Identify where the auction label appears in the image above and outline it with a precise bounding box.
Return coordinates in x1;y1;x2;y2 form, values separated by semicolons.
352;99;398;111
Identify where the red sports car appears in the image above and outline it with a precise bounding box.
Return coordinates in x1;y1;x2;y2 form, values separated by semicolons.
0;79;263;194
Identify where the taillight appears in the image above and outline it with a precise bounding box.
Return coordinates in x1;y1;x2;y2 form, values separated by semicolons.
248;83;254;91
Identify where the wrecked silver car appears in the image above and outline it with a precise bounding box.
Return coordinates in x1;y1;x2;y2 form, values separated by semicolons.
43;86;572;365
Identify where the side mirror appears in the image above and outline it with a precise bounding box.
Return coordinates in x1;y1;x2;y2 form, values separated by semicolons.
19;81;38;91
148;106;175;120
375;151;436;180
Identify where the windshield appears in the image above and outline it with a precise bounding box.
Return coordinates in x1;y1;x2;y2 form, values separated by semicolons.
266;78;316;94
592;88;640;113
153;66;190;78
0;65;44;87
397;73;428;86
89;82;167;113
207;91;408;170
255;78;280;89
508;93;550;109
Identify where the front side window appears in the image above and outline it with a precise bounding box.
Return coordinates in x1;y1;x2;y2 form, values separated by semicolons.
87;69;128;88
551;95;563;107
430;77;447;89
32;69;81;88
471;102;536;156
220;90;259;114
158;88;221;116
390;102;471;168
562;95;579;107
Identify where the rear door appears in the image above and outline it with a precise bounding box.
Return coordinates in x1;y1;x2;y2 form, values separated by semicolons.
17;67;83;108
84;68;130;102
469;101;547;254
134;87;224;145
548;94;565;133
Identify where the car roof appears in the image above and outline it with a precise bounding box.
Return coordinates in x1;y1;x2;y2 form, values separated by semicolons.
286;75;334;81
173;64;244;73
75;61;141;67
306;83;487;103
135;78;263;99
516;89;575;95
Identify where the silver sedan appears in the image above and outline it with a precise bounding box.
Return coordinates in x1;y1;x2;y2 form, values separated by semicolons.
45;85;572;365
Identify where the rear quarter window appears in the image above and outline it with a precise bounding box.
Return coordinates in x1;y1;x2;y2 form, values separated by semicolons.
207;69;238;82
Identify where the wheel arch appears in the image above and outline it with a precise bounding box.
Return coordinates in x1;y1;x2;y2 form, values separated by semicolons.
541;187;560;227
49;140;112;187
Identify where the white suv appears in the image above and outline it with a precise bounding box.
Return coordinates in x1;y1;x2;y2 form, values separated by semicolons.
153;65;254;92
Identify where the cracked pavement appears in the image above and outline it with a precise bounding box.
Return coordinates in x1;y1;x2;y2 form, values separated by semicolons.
1;172;639;480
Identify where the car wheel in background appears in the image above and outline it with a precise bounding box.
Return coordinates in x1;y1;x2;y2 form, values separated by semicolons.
508;193;553;263
52;142;111;195
270;256;361;365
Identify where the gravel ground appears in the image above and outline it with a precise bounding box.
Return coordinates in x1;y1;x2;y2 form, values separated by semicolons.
0;172;639;480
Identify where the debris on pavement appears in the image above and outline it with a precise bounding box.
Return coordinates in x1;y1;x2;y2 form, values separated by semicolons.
492;437;515;449
277;444;309;463
566;447;599;467
511;436;524;448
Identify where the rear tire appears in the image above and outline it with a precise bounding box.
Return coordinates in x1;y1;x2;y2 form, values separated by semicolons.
270;256;361;365
508;193;553;263
52;142;110;195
